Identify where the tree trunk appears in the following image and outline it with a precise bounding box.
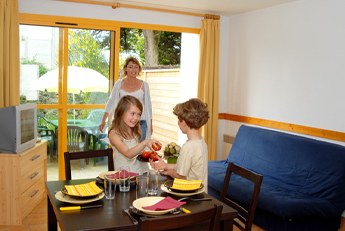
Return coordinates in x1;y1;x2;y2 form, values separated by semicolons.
142;30;161;66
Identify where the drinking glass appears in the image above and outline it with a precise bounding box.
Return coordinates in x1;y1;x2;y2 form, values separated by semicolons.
119;166;130;192
147;169;158;196
104;175;116;199
136;175;148;199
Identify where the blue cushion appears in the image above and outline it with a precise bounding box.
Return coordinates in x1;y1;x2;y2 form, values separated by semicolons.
226;125;345;200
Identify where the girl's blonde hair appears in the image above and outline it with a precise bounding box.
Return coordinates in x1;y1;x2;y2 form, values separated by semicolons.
108;95;143;141
121;57;143;78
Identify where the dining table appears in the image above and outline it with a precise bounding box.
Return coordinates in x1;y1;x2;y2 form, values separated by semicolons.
46;174;237;231
50;119;100;135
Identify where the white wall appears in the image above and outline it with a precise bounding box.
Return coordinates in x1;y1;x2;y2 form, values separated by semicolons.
218;0;345;159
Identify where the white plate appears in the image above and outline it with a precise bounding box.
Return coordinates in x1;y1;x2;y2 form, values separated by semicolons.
99;171;136;184
161;184;205;196
132;196;175;215
55;191;104;205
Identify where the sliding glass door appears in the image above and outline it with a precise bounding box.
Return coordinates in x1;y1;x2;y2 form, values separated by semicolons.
19;14;200;180
20;25;115;180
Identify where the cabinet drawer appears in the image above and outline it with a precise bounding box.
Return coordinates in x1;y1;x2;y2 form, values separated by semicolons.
20;162;45;194
21;176;45;217
20;143;46;175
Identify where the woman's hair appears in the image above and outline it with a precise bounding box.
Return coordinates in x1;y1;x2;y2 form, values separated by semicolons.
121;56;143;77
173;98;209;129
108;95;143;141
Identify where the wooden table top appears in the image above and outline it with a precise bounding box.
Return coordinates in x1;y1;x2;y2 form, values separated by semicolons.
46;175;237;231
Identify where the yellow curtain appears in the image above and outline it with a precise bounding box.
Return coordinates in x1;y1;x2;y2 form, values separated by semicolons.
0;0;20;108
197;19;220;161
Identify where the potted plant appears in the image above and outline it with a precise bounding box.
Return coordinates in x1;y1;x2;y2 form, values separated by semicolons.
163;142;181;164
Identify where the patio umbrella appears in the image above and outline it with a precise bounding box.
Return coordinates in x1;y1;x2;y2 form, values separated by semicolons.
35;66;109;121
35;66;108;94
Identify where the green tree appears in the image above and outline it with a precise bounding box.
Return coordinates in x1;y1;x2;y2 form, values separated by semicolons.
120;28;181;66
158;31;181;65
68;29;110;77
68;29;110;119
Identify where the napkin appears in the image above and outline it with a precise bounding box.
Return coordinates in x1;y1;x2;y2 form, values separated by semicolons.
106;170;139;179
142;197;186;211
171;179;202;190
64;181;102;196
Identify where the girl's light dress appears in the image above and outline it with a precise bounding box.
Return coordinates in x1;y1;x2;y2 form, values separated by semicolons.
111;134;149;174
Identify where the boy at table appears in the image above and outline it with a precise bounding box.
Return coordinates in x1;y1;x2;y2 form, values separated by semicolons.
150;98;210;189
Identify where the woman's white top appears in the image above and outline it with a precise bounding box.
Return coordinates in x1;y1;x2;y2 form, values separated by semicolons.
111;134;149;175
104;78;152;139
119;81;145;120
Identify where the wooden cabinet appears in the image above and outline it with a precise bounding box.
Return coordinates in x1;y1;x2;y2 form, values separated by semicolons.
0;141;47;226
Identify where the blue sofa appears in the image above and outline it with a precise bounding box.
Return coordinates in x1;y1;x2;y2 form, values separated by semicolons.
208;125;345;231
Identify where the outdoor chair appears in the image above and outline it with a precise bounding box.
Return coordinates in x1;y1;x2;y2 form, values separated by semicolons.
67;126;90;170
219;162;263;231
86;109;106;124
138;203;223;231
37;114;57;158
86;109;108;150
64;148;114;180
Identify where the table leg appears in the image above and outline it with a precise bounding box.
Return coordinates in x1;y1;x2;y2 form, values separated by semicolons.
47;197;57;231
220;219;233;231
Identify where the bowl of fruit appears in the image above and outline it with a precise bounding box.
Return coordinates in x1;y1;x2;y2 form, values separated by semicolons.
137;150;160;162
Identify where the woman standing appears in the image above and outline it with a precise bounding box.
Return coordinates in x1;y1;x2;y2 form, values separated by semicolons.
99;57;153;142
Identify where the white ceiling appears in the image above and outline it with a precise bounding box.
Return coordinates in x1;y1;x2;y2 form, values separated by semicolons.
98;0;299;16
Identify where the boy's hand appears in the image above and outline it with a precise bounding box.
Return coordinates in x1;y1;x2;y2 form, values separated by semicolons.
149;155;166;170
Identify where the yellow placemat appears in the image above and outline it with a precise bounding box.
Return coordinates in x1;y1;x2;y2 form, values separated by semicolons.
171;179;202;190
65;181;102;196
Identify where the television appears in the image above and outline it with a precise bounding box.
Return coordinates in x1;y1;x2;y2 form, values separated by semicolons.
0;103;37;153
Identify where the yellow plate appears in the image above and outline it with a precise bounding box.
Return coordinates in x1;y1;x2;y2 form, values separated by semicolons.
164;180;203;193
62;181;103;198
161;184;205;196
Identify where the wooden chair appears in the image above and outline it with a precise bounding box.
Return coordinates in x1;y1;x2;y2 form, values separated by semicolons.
138;203;223;231
64;148;114;180
219;162;263;231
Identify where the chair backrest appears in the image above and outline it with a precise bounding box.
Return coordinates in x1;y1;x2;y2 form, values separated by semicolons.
67;126;89;152
64;148;114;180
86;109;106;123
37;114;54;129
219;162;263;231
138;203;223;231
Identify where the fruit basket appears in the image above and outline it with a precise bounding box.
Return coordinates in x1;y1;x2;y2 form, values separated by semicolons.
163;142;181;164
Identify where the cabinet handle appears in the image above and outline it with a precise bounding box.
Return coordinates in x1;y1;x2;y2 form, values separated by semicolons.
31;155;40;161
30;172;39;179
31;190;39;197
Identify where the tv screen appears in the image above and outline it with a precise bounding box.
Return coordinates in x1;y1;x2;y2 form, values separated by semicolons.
20;108;35;144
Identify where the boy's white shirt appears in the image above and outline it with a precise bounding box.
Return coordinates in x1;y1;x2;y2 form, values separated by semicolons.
174;138;208;191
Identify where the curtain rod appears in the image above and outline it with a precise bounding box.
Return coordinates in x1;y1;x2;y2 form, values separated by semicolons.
55;0;220;20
